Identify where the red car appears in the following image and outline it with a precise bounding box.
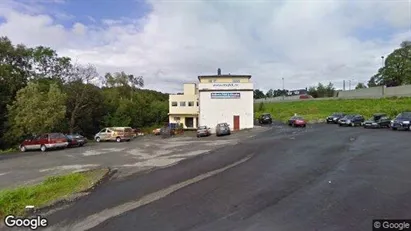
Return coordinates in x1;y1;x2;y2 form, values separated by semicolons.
288;116;307;127
20;133;69;152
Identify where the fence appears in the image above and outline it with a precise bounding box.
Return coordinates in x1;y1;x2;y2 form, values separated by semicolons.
254;84;411;103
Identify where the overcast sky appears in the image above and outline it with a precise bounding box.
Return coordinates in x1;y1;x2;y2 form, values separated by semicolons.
0;0;410;93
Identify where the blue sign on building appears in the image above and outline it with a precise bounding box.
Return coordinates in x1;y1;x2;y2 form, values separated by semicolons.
211;92;241;99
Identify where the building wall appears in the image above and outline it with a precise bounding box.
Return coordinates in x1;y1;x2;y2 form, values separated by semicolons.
385;85;411;97
169;94;199;115
183;83;197;95
169;114;198;129
199;90;254;133
337;86;384;98
199;77;250;83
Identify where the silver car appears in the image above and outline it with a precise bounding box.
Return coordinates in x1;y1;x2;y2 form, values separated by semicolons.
216;123;231;136
197;126;211;137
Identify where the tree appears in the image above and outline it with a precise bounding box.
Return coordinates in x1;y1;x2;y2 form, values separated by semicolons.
307;82;335;98
30;46;72;82
355;82;367;89
265;89;274;98
367;76;377;87
65;64;101;133
372;41;411;86
6;83;67;142
253;89;265;99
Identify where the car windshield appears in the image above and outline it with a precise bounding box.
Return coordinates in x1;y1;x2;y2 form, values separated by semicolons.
396;112;411;119
293;116;303;120
343;115;355;119
332;113;343;116
198;126;207;129
66;135;73;139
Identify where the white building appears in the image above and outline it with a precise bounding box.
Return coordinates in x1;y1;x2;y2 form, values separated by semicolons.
197;70;254;133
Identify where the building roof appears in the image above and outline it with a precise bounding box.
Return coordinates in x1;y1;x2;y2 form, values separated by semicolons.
197;74;252;80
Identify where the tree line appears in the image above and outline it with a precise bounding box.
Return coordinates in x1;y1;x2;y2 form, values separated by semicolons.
254;40;411;99
0;37;169;150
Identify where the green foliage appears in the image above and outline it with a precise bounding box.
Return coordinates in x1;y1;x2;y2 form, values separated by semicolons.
307;82;335;98
370;41;411;87
254;98;411;122
355;82;367;89
0;37;170;149
6;83;67;142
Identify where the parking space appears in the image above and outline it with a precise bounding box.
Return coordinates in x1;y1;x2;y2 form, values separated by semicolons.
0;126;269;189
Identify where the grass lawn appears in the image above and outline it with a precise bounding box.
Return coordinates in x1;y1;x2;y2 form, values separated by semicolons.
255;97;411;123
0;168;108;219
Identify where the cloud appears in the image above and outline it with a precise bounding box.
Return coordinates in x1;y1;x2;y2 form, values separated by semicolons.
0;0;410;93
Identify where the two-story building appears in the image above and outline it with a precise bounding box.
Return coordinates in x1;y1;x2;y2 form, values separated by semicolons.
198;69;254;133
168;83;199;129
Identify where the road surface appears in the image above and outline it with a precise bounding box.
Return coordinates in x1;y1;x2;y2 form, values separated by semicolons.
6;124;411;231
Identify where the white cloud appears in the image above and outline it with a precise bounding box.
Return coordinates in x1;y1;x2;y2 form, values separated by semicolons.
0;0;410;93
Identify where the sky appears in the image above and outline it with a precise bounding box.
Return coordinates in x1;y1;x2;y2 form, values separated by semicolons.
0;0;410;93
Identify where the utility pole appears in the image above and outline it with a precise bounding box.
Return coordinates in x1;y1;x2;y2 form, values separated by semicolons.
282;77;285;100
349;80;351;90
343;80;345;91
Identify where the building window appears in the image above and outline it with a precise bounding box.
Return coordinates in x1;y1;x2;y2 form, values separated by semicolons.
180;101;186;106
233;79;240;83
196;101;199;106
174;117;180;121
188;101;194;106
171;101;177;107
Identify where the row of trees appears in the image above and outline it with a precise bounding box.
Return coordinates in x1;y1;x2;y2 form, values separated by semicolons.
254;82;336;99
0;37;169;150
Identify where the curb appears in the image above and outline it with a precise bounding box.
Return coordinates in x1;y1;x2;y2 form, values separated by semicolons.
26;167;117;216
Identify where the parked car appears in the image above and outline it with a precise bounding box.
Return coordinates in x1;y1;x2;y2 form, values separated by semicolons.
153;128;161;135
338;114;365;127
94;127;134;142
216;123;231;136
160;126;175;138
65;133;87;147
363;113;391;128
20;133;68;152
390;112;411;131
326;112;345;124
197;126;211;137
258;113;273;124
288;116;307;127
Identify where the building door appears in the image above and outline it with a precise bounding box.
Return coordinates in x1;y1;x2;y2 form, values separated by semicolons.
233;115;240;131
185;117;194;128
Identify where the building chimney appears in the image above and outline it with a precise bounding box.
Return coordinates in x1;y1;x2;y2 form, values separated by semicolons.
217;68;221;76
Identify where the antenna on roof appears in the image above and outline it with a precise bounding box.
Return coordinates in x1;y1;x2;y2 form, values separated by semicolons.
217;68;221;76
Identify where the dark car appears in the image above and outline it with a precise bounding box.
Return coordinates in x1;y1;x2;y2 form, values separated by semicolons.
326;112;345;124
390;112;411;131
216;123;231;136
338;114;365;127
288;116;307;127
20;133;68;152
66;134;87;147
363;113;391;128
258;113;273;124
197;126;211;137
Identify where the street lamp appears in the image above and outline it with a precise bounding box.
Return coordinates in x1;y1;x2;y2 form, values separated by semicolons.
381;56;384;67
282;77;285;100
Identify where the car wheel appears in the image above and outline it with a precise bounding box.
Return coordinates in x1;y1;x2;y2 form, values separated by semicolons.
96;137;101;142
303;124;306;128
20;145;27;152
339;124;342;126
40;145;46;152
79;143;84;147
392;127;397;130
116;137;121;142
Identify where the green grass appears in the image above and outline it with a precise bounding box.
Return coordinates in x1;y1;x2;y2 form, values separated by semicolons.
0;168;108;219
0;148;18;155
255;97;411;123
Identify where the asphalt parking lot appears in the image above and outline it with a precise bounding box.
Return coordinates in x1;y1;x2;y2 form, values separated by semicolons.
27;122;411;231
0;127;268;189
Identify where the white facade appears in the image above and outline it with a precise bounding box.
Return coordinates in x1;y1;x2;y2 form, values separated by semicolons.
198;82;254;133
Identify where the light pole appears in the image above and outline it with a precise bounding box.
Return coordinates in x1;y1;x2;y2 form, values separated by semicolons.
282;77;285;100
349;80;351;90
381;56;384;67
